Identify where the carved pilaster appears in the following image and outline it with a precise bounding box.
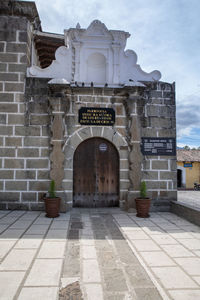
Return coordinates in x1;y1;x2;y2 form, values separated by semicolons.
48;80;70;211
123;88;145;210
49;98;65;188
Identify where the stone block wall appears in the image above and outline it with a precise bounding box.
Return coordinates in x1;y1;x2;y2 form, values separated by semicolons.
0;1;44;210
141;82;177;211
0;72;177;211
46;82;176;212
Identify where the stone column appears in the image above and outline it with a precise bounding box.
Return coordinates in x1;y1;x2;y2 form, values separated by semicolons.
124;87;145;211
48;79;70;212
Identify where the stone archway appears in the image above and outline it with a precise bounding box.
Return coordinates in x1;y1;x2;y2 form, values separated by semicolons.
63;127;128;208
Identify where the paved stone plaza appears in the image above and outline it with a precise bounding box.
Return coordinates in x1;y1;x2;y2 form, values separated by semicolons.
0;208;200;300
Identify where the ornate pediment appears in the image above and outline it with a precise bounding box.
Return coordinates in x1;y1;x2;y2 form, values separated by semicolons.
27;20;162;85
85;20;112;38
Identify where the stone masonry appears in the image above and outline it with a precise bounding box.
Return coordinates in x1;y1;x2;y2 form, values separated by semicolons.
0;1;177;212
0;1;44;210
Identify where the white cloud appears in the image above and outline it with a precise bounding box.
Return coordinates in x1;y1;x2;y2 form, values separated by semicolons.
177;143;199;149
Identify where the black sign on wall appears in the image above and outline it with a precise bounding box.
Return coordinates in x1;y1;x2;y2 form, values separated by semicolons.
141;137;176;156
79;107;115;126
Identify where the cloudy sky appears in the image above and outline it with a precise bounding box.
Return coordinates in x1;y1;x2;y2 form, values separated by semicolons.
27;0;200;148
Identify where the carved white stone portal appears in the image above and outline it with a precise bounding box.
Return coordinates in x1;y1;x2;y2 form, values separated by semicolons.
27;20;161;86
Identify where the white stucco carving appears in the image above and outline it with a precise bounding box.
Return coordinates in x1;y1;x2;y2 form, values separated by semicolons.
48;78;70;85
27;20;161;86
28;46;71;79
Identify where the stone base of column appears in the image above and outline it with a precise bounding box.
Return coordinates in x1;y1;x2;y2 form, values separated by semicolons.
124;191;139;211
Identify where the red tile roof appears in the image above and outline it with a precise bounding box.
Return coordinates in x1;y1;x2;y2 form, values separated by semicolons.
177;149;200;162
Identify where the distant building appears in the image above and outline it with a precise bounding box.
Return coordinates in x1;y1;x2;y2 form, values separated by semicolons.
177;150;200;188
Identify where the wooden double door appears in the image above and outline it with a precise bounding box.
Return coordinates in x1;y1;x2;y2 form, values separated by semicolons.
73;138;119;207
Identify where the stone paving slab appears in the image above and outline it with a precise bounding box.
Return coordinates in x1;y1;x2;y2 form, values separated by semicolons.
130;239;161;251
83;260;101;283
18;287;59;300
0;271;25;299
169;290;200;300
24;258;63;286
140;251;175;267
151;266;198;289
160;244;195;257
174;257;200;275
46;229;68;240
0;209;200;299
38;241;66;258
85;284;104;300
0;228;25;239
26;224;49;235
10;220;33;229
0;240;16;260
14;235;43;249
0;248;36;271
179;238;200;250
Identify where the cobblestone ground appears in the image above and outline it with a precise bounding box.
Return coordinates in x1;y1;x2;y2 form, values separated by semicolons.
0;208;200;299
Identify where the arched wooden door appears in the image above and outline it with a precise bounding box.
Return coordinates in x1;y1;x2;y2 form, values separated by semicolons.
73;138;119;207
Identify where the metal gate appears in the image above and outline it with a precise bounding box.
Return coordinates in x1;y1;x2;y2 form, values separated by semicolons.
73;138;119;207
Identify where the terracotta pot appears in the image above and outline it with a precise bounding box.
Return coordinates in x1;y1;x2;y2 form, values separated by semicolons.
135;198;151;218
44;197;61;218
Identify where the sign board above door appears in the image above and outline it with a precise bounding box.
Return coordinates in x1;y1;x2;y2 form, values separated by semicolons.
184;163;193;168
79;107;115;126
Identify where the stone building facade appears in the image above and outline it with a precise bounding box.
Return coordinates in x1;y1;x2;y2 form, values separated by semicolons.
0;1;177;212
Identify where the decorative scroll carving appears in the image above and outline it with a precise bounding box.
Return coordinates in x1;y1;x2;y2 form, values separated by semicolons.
27;20;161;85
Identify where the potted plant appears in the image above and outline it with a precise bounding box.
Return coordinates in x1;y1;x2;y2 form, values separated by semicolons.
44;180;61;218
135;181;151;218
